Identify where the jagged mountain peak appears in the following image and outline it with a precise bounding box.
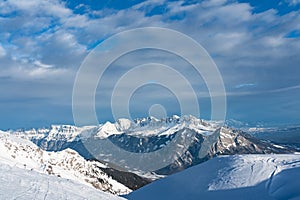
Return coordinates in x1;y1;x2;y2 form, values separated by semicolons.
92;115;215;138
8;115;217;140
116;118;132;130
133;115;179;127
133;115;202;126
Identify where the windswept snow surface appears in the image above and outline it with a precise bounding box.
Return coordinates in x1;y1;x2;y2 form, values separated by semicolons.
0;163;125;200
127;154;300;200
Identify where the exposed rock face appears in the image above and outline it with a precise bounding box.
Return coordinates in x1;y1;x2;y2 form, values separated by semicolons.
155;127;295;175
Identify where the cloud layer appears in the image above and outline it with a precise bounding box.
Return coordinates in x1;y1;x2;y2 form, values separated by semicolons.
0;0;299;128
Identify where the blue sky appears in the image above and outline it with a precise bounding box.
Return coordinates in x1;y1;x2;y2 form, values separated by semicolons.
0;0;300;129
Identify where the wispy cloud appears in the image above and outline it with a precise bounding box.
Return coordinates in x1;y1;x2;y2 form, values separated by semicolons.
268;84;300;93
234;83;257;89
33;60;53;69
0;44;6;58
286;0;300;6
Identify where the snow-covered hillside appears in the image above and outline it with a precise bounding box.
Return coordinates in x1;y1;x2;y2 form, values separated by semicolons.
127;154;300;200
0;131;131;195
0;162;125;200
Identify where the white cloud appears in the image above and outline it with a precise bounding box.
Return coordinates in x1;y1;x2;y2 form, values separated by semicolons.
0;59;69;80
1;0;299;85
33;60;53;69
6;0;71;18
201;0;228;7
0;44;6;57
286;0;300;6
0;0;89;76
26;67;66;78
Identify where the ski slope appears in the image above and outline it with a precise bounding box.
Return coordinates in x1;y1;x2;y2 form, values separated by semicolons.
0;163;125;200
127;154;300;200
0;130;131;195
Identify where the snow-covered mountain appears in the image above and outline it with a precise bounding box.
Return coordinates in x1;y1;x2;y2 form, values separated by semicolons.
9;115;214;142
156;126;294;175
127;154;300;200
0;130;131;195
247;126;300;150
7;115;295;176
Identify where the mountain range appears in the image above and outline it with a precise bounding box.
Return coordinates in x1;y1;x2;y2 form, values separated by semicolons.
8;116;294;174
1;115;299;199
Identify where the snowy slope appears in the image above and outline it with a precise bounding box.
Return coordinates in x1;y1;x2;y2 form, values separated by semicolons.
0;131;131;195
127;154;300;200
0;162;125;200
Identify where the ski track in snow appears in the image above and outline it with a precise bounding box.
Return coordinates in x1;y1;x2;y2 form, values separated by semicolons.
208;155;300;191
0;163;125;200
127;154;300;200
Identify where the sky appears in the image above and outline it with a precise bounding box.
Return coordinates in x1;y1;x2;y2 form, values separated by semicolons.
0;0;300;129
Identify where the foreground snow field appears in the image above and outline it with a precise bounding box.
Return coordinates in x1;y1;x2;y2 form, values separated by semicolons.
1;154;299;200
127;154;300;200
0;163;125;200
